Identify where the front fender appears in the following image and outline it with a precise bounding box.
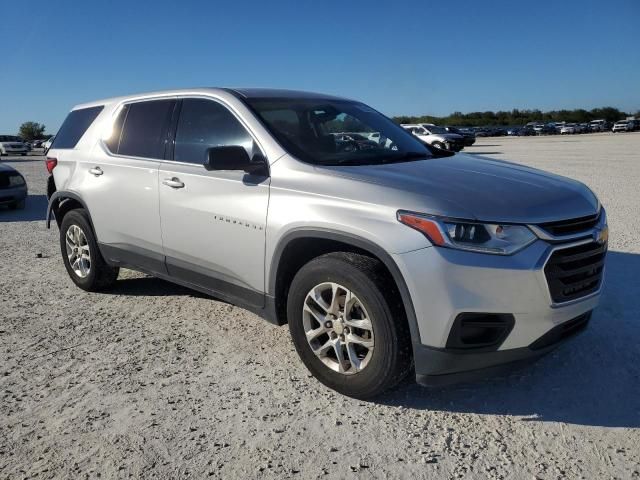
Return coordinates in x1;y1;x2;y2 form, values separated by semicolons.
268;228;423;351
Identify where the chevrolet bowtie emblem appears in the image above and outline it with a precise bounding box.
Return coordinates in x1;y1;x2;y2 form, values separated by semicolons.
594;225;609;244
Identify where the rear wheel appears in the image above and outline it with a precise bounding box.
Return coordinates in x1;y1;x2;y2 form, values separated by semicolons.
432;141;446;150
60;209;119;291
287;252;411;398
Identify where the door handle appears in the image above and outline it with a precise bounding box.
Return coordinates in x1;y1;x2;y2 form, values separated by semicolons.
162;177;185;189
89;166;103;176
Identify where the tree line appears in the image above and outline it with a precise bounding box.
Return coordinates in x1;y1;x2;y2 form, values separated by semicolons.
393;107;638;127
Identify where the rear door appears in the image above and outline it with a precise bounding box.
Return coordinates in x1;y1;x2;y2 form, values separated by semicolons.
158;97;270;306
78;98;176;273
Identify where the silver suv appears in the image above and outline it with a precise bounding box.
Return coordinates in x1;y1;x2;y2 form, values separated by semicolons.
46;88;607;398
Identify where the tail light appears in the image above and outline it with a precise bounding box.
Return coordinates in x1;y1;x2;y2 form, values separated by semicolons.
46;157;57;174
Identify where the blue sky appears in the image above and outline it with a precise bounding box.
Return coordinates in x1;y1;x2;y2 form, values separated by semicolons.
1;0;638;134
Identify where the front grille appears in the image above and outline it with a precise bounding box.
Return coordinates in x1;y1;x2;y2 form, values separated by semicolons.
544;242;606;303
538;213;600;237
0;172;9;188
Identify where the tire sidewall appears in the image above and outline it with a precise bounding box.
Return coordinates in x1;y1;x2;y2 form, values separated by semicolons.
287;256;402;397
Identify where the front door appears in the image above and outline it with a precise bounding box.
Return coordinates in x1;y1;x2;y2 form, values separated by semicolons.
159;98;270;307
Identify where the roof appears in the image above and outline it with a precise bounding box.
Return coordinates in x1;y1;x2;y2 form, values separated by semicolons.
226;88;349;101
71;87;351;111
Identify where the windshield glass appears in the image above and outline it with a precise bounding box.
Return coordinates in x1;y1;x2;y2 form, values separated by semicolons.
424;125;448;134
245;98;432;165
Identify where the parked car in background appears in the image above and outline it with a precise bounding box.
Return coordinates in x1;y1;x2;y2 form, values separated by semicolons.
443;126;476;146
42;136;55;151
0;135;29;156
560;123;578;134
533;124;556;135
507;126;535;136
612;120;634;132
32;139;44;148
46;87;607;398
0;163;27;209
589;120;609;132
401;124;465;151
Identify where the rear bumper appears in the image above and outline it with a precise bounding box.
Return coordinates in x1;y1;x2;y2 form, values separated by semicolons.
414;311;591;385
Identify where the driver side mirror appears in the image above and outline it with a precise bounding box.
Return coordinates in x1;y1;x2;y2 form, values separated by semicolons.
205;146;268;176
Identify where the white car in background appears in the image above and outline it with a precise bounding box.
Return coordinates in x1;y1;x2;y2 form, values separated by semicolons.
400;124;465;151
612;120;634;132
0;135;29;156
42;136;55;151
560;123;578;134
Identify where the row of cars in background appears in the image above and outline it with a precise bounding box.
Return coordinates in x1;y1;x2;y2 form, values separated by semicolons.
473;118;640;137
0;135;54;156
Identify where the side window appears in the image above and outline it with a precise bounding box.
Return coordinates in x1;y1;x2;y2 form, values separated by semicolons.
51;106;104;149
174;98;254;164
118;100;175;159
104;105;128;153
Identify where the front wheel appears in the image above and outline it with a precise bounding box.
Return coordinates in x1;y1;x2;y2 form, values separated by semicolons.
59;209;119;291
287;252;411;398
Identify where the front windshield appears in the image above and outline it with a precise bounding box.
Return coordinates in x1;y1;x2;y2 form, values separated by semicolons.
245;98;432;166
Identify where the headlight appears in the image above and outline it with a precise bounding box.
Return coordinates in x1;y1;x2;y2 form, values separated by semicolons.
9;175;25;187
397;211;537;255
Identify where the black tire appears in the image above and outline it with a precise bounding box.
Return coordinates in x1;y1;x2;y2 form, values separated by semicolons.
9;199;25;210
431;141;446;150
287;252;412;399
59;209;119;292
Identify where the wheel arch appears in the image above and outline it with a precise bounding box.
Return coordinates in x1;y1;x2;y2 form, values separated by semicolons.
46;190;96;233
268;229;422;349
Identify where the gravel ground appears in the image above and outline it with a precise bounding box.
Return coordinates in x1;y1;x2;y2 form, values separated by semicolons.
1;133;639;479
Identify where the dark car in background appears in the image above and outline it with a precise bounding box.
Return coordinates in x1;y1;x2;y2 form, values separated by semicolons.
0;163;27;210
443;126;476;146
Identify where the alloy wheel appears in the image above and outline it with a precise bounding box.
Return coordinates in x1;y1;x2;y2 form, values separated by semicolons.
65;224;91;278
302;282;375;375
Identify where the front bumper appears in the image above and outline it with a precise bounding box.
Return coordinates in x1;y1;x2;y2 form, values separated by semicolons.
0;185;28;205
414;311;591;385
393;238;604;383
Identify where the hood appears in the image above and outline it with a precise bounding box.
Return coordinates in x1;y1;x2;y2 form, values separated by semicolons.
321;154;599;224
0;163;19;173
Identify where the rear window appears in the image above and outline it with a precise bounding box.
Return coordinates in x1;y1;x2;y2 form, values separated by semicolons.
52;106;104;149
117;100;175;159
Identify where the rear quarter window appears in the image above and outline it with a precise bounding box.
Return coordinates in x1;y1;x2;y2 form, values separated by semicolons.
52;106;104;149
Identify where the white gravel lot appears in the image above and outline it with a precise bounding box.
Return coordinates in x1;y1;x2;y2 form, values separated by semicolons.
1;133;639;479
